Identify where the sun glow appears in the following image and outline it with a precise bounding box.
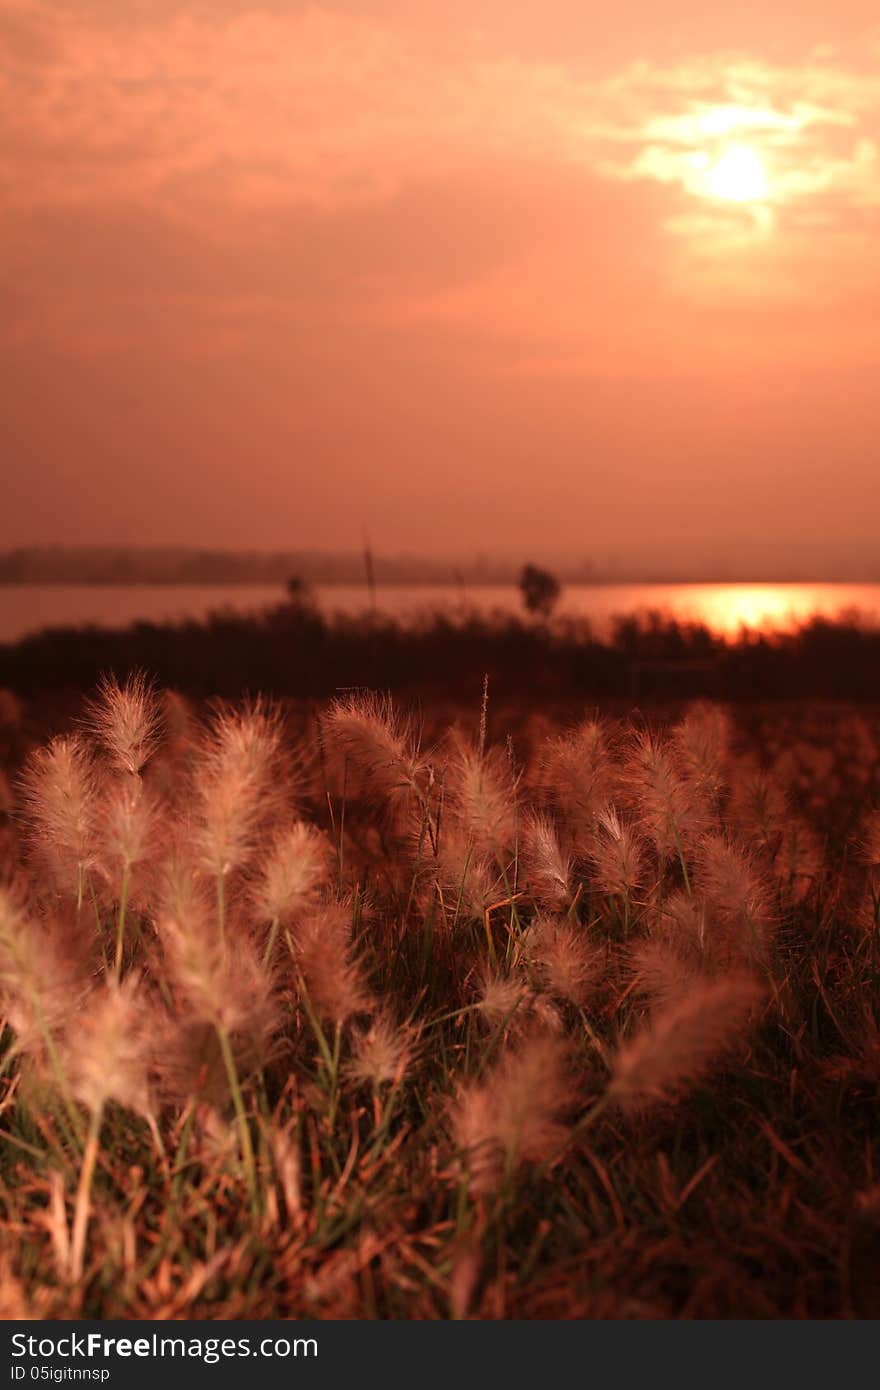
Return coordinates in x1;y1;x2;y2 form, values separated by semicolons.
689;585;813;635
703;144;769;202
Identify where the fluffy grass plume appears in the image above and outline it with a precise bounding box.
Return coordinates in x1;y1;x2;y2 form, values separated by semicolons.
19;735;99;900
608;975;764;1111
521;812;572;910
451;1030;573;1194
191;700;287;881
0;680;876;1318
85;672;163;779
324;692;426;812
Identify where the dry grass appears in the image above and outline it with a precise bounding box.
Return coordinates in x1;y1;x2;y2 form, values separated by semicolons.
1;680;879;1318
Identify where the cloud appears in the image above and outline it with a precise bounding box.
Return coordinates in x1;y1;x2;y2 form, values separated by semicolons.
3;0;880;368
3;3;879;226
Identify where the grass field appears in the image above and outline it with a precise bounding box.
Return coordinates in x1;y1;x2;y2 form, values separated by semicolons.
1;676;880;1318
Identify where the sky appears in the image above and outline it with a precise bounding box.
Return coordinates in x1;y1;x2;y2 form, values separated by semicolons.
2;0;879;574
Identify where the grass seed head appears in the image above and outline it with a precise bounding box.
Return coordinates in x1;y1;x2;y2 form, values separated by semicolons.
62;976;153;1117
521;812;571;910
192;701;287;879
19;735;100;898
591;806;646;899
85;672;163;779
527;915;603;1008
324;694;425;812
451;1029;574;1193
535;719;614;853
252;821;330;925
446;741;517;857
293;902;372;1025
348;1010;416;1088
609;974;764;1112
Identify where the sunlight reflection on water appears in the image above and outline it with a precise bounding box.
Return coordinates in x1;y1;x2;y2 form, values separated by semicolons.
319;582;880;638
1;581;879;644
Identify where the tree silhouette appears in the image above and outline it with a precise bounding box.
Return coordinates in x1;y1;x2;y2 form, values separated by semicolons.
518;563;561;618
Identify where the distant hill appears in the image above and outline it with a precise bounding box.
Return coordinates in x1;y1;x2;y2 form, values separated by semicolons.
0;547;876;586
0;547;513;586
0;547;590;586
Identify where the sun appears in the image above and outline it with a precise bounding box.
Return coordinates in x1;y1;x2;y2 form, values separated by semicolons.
703;144;769;203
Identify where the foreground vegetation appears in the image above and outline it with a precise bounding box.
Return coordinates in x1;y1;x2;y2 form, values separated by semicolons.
1;677;880;1318
3;600;880;704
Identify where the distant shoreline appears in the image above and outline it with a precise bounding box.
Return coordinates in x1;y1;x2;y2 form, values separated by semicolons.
1;547;878;588
1;578;879;588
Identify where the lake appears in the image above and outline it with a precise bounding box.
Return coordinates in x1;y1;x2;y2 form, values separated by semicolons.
1;582;879;644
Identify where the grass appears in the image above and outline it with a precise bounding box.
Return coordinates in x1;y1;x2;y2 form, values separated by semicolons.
3;599;880;705
0;678;879;1319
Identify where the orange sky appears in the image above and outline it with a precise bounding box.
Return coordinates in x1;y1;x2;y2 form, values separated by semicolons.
2;1;879;573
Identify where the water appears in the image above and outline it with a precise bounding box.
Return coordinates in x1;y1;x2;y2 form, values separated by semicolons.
0;581;878;644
